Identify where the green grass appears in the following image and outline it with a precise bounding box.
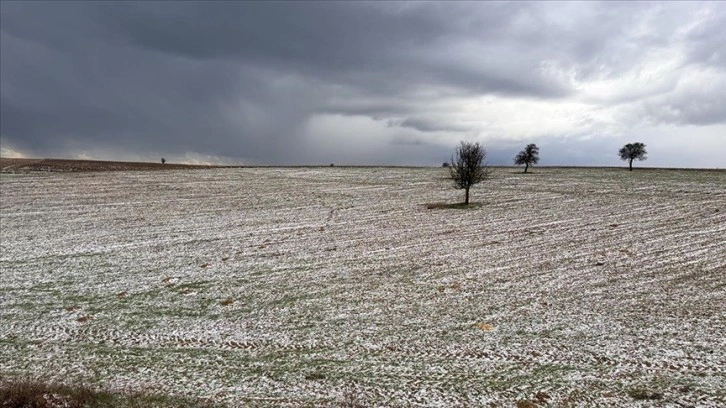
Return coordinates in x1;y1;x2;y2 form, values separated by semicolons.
627;387;663;400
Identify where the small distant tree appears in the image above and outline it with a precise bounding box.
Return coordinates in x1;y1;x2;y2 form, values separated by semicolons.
449;141;492;205
618;142;647;171
514;143;539;173
161;158;166;165
442;162;449;168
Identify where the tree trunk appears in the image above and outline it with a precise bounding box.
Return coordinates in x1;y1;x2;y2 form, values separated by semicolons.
524;163;529;173
464;187;470;205
629;159;633;171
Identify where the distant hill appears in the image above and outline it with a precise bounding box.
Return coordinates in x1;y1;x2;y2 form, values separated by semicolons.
0;158;222;173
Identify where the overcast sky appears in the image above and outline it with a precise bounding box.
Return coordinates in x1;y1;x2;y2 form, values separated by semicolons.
1;1;724;167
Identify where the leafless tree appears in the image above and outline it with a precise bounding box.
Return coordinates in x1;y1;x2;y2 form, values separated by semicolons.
449;141;492;204
514;143;539;173
618;142;647;171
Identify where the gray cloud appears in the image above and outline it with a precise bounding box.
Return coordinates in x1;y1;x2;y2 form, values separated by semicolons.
1;1;724;167
392;117;472;133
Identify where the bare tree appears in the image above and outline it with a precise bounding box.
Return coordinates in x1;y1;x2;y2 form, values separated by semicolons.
618;142;647;171
514;143;539;173
449;141;492;204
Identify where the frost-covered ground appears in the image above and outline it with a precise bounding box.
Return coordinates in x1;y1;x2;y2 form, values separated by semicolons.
1;167;724;407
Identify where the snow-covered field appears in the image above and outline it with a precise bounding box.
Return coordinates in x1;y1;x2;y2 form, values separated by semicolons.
1;167;724;407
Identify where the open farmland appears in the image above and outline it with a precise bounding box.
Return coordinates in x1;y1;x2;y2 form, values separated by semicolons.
1;167;724;407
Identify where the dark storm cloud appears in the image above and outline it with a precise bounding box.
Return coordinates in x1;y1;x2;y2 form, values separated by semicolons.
394;117;471;134
96;1;574;99
1;1;725;166
1;2;250;154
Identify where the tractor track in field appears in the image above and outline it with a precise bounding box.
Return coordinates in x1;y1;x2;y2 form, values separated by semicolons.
1;167;724;406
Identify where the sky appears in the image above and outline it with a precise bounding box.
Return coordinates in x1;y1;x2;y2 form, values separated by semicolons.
1;1;725;167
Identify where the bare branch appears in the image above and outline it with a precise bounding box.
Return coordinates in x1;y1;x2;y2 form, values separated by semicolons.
448;141;492;204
